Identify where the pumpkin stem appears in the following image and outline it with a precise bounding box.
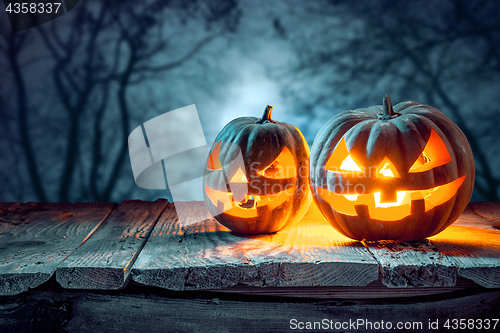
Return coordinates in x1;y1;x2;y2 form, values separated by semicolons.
383;94;394;117
256;105;276;124
378;94;400;120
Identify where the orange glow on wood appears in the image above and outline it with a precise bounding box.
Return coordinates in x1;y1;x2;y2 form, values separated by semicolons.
242;203;357;246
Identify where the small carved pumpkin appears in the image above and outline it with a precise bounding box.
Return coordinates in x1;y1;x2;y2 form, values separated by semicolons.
310;95;475;241
203;106;311;234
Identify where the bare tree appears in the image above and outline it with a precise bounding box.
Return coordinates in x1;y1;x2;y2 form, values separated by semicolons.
2;28;49;201
274;0;500;201
0;0;239;202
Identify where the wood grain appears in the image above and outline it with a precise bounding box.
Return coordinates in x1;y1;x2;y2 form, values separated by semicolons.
56;200;167;290
430;224;500;288
205;277;482;299
470;202;500;228
132;202;379;290
1;285;499;333
2;200;500;294
452;205;500;230
40;291;500;333
364;239;457;287
362;205;500;288
0;202;115;295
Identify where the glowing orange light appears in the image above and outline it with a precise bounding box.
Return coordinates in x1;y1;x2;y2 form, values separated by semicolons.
205;185;292;218
205;143;299;220
207;141;223;171
376;157;400;178
316;175;465;221
409;128;452;173
230;167;248;183
343;194;359;201
340;155;362;172
257;146;295;179
325;137;364;174
373;191;408;208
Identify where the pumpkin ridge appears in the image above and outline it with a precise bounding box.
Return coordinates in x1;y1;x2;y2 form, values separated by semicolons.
365;120;400;165
343;120;377;166
330;210;357;240
394;101;422;113
393;116;427;172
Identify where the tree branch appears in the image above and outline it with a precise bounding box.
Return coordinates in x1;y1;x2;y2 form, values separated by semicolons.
7;33;48;201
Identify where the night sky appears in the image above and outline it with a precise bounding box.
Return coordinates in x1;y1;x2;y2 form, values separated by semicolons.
1;0;499;203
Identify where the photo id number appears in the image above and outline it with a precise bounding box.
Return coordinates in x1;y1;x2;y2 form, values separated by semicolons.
6;2;62;14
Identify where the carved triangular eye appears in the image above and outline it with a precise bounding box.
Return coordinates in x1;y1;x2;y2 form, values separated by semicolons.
258;146;295;179
409;128;452;173
340;155;362;172
230;167;248;183
325;137;362;172
207;141;223;171
377;157;400;178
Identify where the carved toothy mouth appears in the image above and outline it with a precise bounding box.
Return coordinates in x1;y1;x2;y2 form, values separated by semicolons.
316;176;465;221
239;196;256;209
204;185;292;218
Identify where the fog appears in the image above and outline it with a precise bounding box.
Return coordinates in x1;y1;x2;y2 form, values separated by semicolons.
1;0;499;203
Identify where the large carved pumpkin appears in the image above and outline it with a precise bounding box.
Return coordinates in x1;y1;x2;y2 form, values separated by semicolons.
310;95;475;241
203;106;312;234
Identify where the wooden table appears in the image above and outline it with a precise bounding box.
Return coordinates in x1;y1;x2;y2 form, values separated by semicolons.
1;200;499;332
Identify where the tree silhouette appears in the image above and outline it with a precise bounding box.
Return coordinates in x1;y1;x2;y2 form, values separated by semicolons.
275;0;500;201
3;0;498;203
0;0;239;202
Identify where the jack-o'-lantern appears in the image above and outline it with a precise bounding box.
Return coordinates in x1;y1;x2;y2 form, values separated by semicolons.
310;95;475;241
203;106;311;234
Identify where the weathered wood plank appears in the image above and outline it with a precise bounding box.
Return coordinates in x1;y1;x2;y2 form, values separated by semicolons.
361;205;500;288
205;277;482;299
2;200;499;294
452;205;500;230
364;239;457;288
430;224;500;288
56;200;167;290
0;202;115;295
132;202;379;290
470;202;500;229
1;285;499;333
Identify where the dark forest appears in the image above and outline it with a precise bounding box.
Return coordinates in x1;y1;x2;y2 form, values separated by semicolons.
1;0;499;203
